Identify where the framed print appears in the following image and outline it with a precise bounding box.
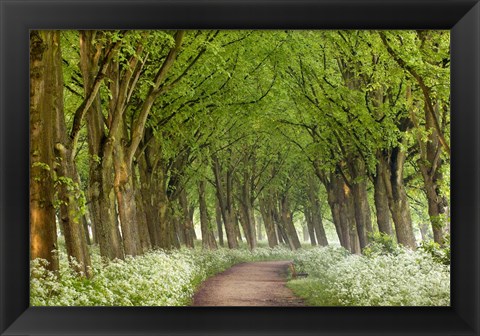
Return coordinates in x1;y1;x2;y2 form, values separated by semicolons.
1;0;479;335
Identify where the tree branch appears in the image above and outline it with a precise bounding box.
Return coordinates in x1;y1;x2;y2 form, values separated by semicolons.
70;32;125;156
379;32;450;157
127;30;185;165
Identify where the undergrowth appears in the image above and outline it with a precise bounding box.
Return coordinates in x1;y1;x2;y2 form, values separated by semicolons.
31;237;450;306
30;245;295;306
288;236;450;306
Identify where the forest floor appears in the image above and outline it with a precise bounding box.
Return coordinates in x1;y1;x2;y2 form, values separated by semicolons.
192;260;305;306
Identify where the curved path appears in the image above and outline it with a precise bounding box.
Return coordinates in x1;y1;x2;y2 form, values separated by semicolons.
192;260;305;306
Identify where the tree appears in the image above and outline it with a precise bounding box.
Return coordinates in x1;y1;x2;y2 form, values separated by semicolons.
30;31;59;272
198;179;217;249
53;31;92;276
79;30;125;260
30;30;450;269
379;31;450;245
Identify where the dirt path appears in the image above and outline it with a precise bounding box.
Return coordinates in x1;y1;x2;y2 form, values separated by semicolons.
192;260;305;306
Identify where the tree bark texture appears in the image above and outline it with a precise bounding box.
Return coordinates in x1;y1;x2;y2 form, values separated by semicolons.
80;31;124;260
382;148;417;249
374;153;393;236
113;147;142;257
30;30;59;272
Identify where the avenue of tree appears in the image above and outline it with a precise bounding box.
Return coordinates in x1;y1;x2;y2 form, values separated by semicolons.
30;30;450;277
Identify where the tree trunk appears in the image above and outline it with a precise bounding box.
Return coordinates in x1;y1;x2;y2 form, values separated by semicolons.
82;215;91;245
350;180;371;249
383;148;416;249
271;200;287;244
237;169;258;249
212;156;238;248
168;207;181;249
53;40;93;276
345;192;361;254
237;205;252;248
138;153;162;248
88;208;97;244
30;30;59;272
348;158;372;250
179;188;195;248
421;172;447;245
233;210;243;242
326;191;346;249
113;148;142;257
54;144;92;277
256;215;263;241
259;196;278;247
276;224;287;245
247;201;257;248
80;31;124;261
279;195;301;250
89;161;124;260
306;177;328;246
189;205;197;241
237;189;256;250
133;166;151;251
215;198;224;247
173;213;184;245
417;102;447;245
418;101;448;245
199;180;217;249
374;154;393;236
138;143;186;250
303;207;317;246
324;173;351;251
275;227;284;244
157;174;176;249
313;215;328;247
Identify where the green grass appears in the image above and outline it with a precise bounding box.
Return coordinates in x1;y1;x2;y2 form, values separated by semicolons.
287;278;342;306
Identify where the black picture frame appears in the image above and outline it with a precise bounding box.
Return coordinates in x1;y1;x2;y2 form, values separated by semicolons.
1;0;479;335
